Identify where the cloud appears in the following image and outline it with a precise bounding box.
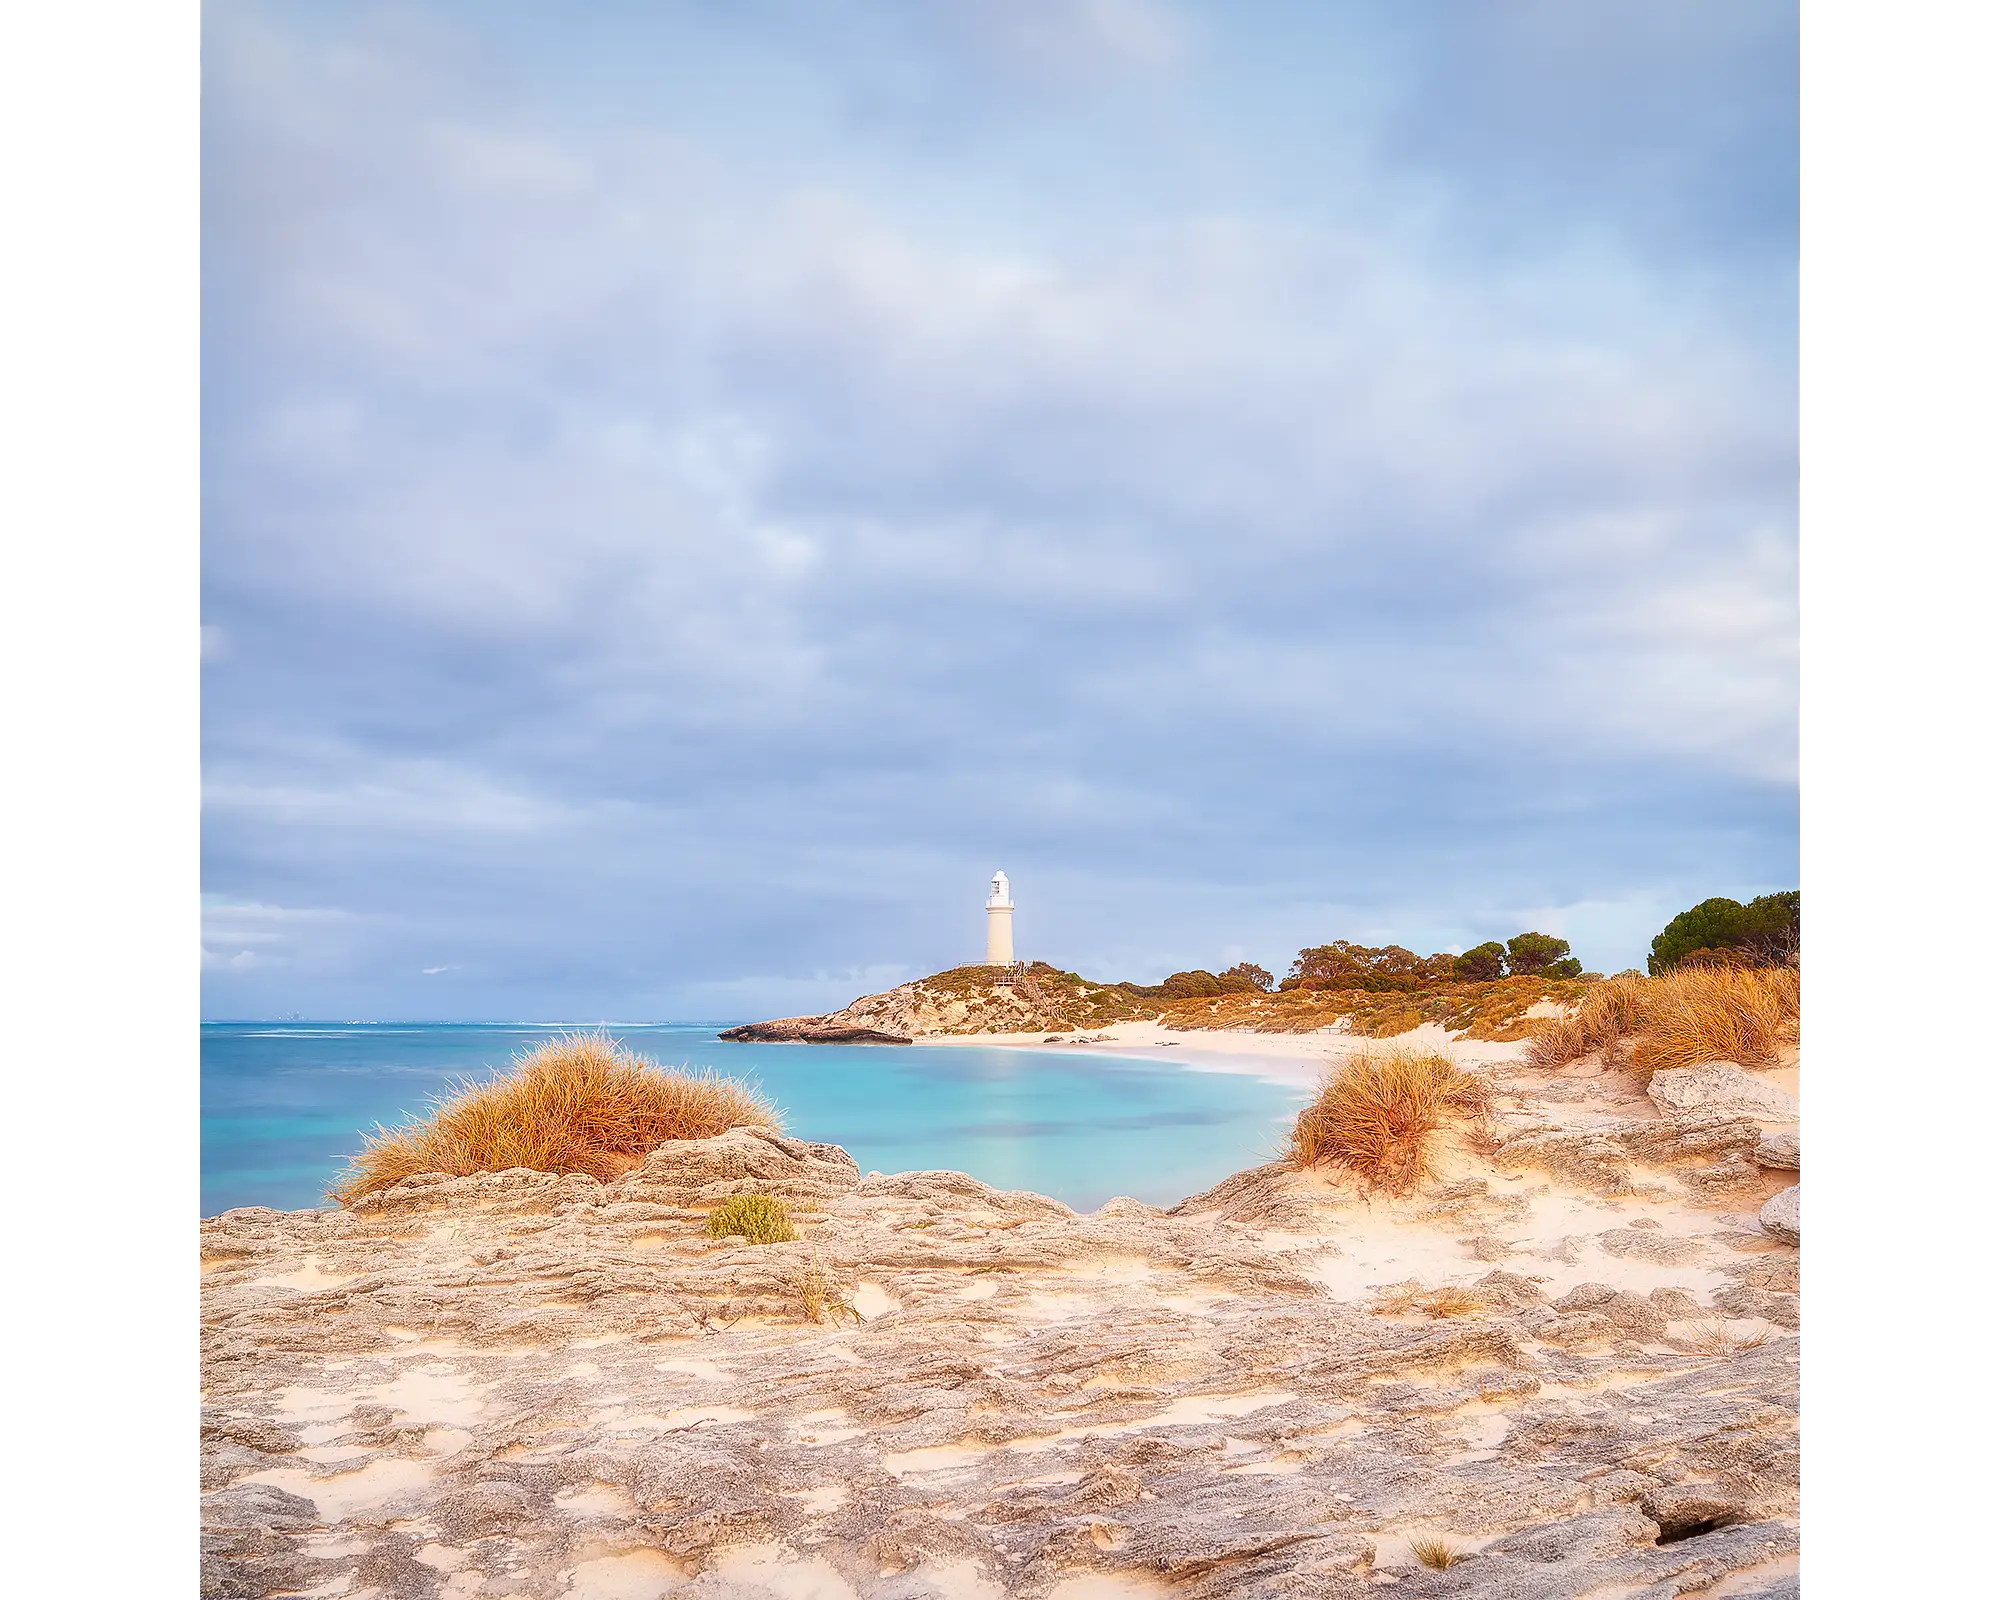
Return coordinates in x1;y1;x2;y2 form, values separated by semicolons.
201;1;1796;1019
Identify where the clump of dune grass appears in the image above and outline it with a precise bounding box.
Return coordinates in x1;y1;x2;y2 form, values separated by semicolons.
1372;1281;1485;1320
331;1032;778;1204
1286;1049;1490;1195
1410;1535;1464;1570
707;1192;798;1245
791;1244;858;1323
1526;973;1648;1069
1629;965;1799;1078
1686;1317;1770;1357
1527;967;1799;1080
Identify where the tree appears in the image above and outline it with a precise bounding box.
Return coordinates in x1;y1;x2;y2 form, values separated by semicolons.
1220;962;1273;993
1288;941;1374;990
1160;970;1223;999
1414;951;1459;984
1287;942;1453;993
1453;941;1507;982
1505;932;1574;977
1649;892;1799;974
1738;890;1801;966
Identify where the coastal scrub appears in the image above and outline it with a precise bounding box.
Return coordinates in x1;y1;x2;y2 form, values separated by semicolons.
331;1032;778;1203
706;1192;797;1244
1528;966;1799;1077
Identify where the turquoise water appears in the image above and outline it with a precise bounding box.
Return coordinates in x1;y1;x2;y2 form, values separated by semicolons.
200;1023;1308;1217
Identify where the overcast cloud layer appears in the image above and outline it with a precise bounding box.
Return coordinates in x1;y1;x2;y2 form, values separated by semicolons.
202;0;1798;1021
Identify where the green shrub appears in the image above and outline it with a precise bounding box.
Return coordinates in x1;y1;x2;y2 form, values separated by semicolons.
1220;962;1274;993
706;1193;797;1244
1649;891;1799;975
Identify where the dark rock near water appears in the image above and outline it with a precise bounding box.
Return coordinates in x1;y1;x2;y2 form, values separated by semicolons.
718;1015;913;1044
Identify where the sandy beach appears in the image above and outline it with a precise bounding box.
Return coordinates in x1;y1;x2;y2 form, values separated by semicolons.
919;1019;1544;1089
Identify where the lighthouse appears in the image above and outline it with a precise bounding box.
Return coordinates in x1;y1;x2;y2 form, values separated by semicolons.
985;870;1015;966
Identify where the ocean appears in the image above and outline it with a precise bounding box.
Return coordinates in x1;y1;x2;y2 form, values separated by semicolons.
200;1023;1311;1217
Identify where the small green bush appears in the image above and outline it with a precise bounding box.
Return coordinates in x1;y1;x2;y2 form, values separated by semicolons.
706;1193;797;1244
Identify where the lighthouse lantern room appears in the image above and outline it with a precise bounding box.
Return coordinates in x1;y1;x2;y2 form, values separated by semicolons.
985;871;1015;966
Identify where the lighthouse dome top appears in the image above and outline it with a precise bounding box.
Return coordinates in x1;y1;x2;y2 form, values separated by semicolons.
987;870;1012;908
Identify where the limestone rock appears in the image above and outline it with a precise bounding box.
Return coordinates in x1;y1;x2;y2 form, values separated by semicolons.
1754;1129;1801;1169
1597;1227;1709;1266
1169;1162;1316;1226
201;1117;1799;1599
618;1125;863;1206
1648;1285;1705;1320
1712;1283;1801;1330
1639;1482;1754;1541
1759;1184;1800;1246
1492;1111;1760;1196
1554;1281;1669;1340
1647;1062;1799;1121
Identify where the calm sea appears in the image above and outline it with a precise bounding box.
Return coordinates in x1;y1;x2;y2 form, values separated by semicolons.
200;1023;1309;1217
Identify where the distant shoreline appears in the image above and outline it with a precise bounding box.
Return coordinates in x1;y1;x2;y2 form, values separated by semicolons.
918;1018;1538;1089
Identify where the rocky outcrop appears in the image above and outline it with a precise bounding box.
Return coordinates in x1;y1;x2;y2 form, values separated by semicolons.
1490;1109;1765;1200
1760;1183;1801;1246
717;1018;912;1044
1754;1130;1801;1170
203;1116;1799;1600
726;965;1594;1043
620;1127;864;1206
718;964;1154;1042
1647;1061;1799;1121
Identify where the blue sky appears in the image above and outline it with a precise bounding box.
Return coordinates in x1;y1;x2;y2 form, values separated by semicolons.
201;0;1797;1021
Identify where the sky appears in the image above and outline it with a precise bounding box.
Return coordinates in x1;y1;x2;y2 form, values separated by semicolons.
201;0;1798;1021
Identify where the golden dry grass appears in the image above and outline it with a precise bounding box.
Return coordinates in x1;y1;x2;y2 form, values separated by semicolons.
1525;973;1648;1068
1410;1535;1464;1570
1686;1317;1771;1356
1527;966;1799;1080
792;1245;859;1324
1286;1049;1490;1195
1630;965;1799;1078
331;1032;778;1204
1372;1282;1485;1319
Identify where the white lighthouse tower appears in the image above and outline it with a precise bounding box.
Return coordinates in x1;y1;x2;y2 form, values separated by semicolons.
985;870;1015;966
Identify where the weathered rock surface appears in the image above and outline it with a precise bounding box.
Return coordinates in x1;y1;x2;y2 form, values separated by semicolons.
1647;1062;1799;1121
1760;1184;1801;1246
203;1111;1799;1599
1489;1109;1766;1202
1754;1130;1801;1170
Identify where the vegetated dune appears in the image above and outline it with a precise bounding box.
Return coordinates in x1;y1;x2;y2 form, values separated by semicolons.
331;1033;779;1203
204;1023;1801;1600
1528;966;1800;1078
722;965;1596;1044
